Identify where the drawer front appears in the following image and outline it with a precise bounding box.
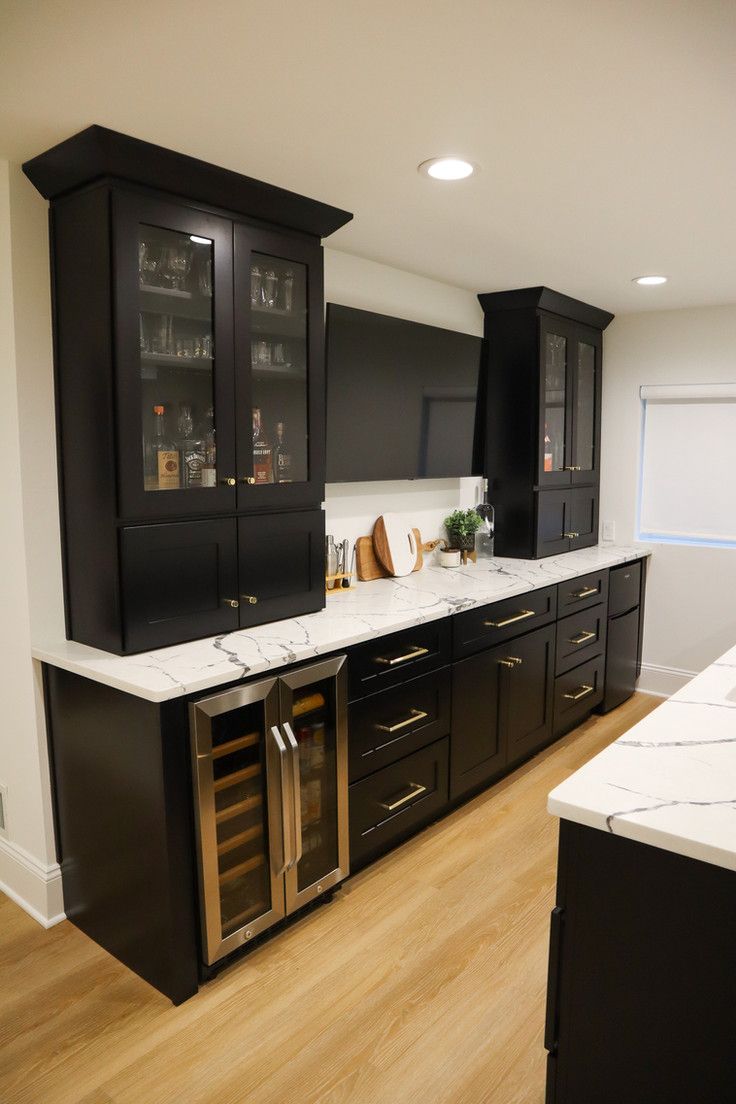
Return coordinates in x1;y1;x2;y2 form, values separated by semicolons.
557;570;609;615
555;606;608;675
349;667;451;782
553;655;605;735
608;560;642;618
349;737;449;866
453;585;557;660
348;618;451;701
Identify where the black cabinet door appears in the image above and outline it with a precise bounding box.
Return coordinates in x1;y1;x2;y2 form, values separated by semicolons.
237;509;324;627
535;490;571;557
600;607;640;713
569;325;602;486
537;315;575;488
503;623;555;768
120;518;239;652
113;191;237;520
233;224;324;510
451;643;506;799
568;486;599;550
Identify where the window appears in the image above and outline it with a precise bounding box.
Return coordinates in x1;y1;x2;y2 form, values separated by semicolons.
638;383;736;547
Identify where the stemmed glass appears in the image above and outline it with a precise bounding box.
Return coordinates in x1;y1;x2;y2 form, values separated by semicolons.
139;242;162;287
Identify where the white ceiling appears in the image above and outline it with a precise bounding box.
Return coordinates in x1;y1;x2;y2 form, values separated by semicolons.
1;0;735;314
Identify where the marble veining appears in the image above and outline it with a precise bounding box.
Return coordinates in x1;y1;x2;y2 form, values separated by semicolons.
548;639;736;872
33;543;647;704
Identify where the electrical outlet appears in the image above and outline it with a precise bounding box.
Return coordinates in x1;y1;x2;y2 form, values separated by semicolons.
602;520;615;543
0;784;7;836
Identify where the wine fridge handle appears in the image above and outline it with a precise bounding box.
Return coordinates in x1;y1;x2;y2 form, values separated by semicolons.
269;725;292;876
283;722;303;866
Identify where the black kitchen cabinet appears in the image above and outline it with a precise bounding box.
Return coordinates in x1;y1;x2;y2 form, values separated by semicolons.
24;126;351;654
477;287;614;558
451;622;555;799
598;558;647;713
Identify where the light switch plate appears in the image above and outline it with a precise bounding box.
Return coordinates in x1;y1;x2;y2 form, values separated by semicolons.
602;520;615;543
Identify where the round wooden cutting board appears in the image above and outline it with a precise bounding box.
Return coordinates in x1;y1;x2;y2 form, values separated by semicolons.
372;514;418;577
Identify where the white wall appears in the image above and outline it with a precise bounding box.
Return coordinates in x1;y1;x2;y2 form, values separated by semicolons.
0;162;63;924
323;249;484;548
601;306;736;692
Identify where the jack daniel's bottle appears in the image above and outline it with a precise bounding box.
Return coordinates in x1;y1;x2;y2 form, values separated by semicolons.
252;407;273;483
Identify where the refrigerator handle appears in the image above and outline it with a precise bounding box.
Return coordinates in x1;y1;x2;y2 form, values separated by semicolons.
269;725;292;876
283;722;303;866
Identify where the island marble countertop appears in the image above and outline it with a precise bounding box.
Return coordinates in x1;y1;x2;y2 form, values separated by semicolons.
33;543;648;704
548;642;736;872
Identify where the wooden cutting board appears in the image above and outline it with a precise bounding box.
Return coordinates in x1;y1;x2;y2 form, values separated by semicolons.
355;530;441;581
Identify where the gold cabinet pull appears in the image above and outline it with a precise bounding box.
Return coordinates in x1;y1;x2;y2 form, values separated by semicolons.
563;531;580;539
568;630;596;646
381;783;427;812
220;477;236;486
240;595;258;605
498;656;523;668
374;708;429;734
563;683;594;702
564;465;582;471
484;609;535;629
223;599;240;608
375;646;429;666
240;476;256;484
570;585;598;600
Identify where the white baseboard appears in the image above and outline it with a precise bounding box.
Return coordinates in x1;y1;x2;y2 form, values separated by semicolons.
0;836;65;928
638;662;696;699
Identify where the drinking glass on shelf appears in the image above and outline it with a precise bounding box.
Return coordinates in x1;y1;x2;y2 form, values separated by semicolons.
273;342;286;365
139;242;161;287
263;270;278;309
198;258;212;297
250;266;262;307
139;314;150;352
169;245;193;291
282;270;294;312
255;340;271;366
176;337;194;358
202;334;213;358
153;314;174;355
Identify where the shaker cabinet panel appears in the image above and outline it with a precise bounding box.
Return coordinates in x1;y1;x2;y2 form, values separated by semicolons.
237;510;325;628
121;518;239;651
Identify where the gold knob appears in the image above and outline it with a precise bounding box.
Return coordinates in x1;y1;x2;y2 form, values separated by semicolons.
241;595;258;605
221;477;236;487
240;476;256;485
223;599;240;608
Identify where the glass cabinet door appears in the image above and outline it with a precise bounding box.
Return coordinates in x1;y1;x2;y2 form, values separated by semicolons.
538;318;573;487
278;656;349;912
570;330;601;484
234;225;324;509
190;679;287;965
114;193;237;519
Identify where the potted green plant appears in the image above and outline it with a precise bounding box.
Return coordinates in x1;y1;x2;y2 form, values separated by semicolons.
444;508;483;552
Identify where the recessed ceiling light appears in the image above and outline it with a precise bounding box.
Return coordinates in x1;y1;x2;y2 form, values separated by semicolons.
190;235;212;245
418;157;476;181
633;275;668;286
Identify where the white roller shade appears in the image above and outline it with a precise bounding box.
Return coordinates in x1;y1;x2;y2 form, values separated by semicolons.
639;384;736;544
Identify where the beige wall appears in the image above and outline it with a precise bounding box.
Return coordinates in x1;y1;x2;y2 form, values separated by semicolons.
600;306;736;691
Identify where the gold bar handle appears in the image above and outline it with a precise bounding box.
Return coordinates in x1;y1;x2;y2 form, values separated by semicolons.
222;598;240;608
563;531;580;539
563;684;594;702
498;656;523;668
375;646;430;666
375;708;429;734
564;465;582;471
484;609;535;629
570;585;598;600
381;783;427;812
568;630;596;646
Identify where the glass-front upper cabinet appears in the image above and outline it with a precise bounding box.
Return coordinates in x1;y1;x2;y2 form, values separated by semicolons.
114;193;236;518
539;317;573;487
234;225;324;509
569;328;602;484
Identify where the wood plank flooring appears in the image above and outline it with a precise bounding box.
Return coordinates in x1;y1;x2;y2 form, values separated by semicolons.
0;694;660;1104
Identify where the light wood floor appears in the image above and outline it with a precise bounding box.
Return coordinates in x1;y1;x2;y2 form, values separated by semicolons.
1;694;659;1104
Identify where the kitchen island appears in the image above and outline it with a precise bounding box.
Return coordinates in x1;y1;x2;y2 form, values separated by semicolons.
545;643;736;1103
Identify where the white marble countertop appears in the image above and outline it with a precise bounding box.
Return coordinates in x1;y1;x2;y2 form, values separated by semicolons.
548;643;736;872
33;543;648;704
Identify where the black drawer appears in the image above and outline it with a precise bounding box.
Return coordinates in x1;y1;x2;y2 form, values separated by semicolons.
453;585;557;660
557;570;609;615
349;668;451;782
555;605;608;675
348;618;451;701
349;737;449;866
608;560;642;617
553;655;605;736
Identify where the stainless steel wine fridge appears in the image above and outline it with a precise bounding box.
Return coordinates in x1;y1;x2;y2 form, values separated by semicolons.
190;655;348;964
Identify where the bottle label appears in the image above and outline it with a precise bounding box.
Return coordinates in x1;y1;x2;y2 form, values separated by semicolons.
201;467;216;488
157;450;180;489
183;450;205;488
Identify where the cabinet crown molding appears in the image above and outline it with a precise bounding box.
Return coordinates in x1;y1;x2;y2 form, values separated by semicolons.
23;125;353;239
477;286;614;331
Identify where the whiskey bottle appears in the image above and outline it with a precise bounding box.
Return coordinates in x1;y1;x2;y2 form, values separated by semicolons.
146;404;180;490
252;407;273;483
272;420;292;483
177;404;205;489
200;406;216;488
